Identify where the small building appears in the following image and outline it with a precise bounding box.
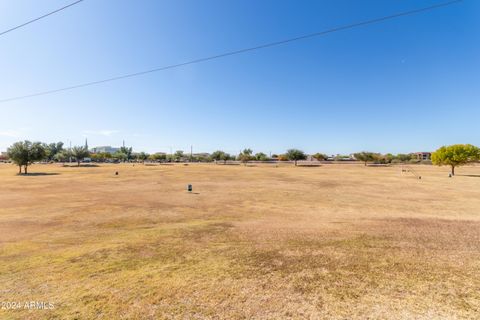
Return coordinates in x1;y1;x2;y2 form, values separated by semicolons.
192;153;210;158
90;146;120;154
190;153;211;162
306;155;326;161
414;152;431;161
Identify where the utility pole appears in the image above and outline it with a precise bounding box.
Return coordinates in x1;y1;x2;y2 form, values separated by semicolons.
190;145;193;162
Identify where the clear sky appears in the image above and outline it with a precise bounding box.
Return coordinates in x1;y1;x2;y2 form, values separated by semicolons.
0;0;478;155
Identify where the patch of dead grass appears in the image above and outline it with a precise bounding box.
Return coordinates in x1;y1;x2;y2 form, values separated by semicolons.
0;163;479;319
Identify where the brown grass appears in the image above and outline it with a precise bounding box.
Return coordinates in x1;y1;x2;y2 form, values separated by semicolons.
0;163;479;319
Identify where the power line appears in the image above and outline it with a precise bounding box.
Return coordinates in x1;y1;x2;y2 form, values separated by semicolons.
0;0;85;37
0;0;462;104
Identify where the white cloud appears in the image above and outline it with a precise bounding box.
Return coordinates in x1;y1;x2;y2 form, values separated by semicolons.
0;130;22;137
0;128;29;138
83;130;119;137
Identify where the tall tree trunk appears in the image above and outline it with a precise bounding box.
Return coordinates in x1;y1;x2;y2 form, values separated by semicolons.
77;160;80;167
18;165;22;174
364;161;367;166
295;160;298;166
451;165;455;176
24;165;28;174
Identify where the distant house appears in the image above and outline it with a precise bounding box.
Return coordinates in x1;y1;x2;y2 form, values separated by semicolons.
190;153;211;162
306;155;323;161
193;153;210;158
414;152;432;161
90;146;120;154
331;154;355;161
0;151;8;160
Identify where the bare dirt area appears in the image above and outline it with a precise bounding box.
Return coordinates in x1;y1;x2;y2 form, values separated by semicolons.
0;163;479;319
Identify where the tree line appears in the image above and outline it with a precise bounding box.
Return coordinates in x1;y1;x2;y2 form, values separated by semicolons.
3;140;479;175
5;141;135;174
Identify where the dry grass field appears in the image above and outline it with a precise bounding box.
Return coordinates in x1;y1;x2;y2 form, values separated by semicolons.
0;162;479;319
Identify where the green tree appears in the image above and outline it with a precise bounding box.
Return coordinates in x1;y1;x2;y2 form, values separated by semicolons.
44;142;64;161
136;152;149;163
90;152;111;163
7;140;46;174
255;152;269;161
354;152;378;166
54;149;72;163
312;153;327;161
71;146;90;166
238;148;253;165
149;153;166;162
193;154;210;162
174;150;184;161
96;152;112;162
396;153;413;162
431;144;480;176
120;146;133;161
90;153;100;162
286;149;307;166
211;150;230;164
113;151;127;162
384;153;394;164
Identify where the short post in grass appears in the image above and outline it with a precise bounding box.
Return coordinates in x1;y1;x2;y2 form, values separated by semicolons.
187;184;192;192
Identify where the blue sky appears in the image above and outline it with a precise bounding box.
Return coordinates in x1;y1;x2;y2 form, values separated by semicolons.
0;0;478;155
